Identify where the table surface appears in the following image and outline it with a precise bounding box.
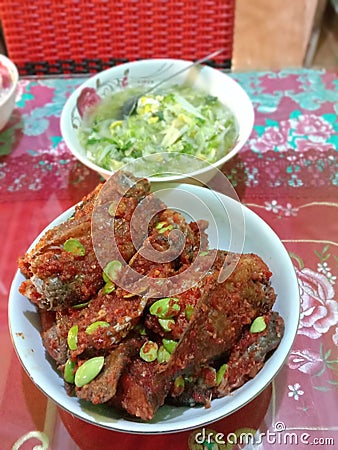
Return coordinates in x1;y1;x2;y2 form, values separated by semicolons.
0;68;337;450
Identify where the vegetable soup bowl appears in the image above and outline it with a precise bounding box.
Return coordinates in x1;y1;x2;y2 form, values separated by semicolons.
60;59;254;184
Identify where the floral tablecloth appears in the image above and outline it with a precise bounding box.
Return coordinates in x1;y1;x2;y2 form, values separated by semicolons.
0;69;337;449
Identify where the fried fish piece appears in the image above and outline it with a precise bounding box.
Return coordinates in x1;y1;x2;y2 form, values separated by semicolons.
38;193;210;376
112;251;277;420
18;173;154;310
169;251;276;374
74;338;143;404
168;311;285;407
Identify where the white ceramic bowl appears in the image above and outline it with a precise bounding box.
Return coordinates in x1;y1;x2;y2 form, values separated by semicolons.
0;54;18;131
8;183;299;434
60;59;254;184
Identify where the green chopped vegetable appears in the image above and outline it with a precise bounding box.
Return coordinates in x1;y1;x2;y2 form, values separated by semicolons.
63;238;86;256
184;304;195;321
157;345;171;364
149;297;180;319
158;318;175;332
139;341;158;362
103;280;115;294
67;325;78;351
162;338;178;354
216;363;228;385
158;224;174;234
72;301;90;309
103;260;122;282
85;321;110;335
172;375;185;395
174;375;185;389
250;316;267;333
123;292;137;298
108;201;118;216
74;356;105;387
64;358;76;383
155;221;167;229
78;85;238;175
135;324;147;336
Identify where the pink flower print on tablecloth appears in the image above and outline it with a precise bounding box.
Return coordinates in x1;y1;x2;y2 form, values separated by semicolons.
297;267;338;339
251;122;290;153
333;327;338;346
250;114;334;153
292;114;333;141
288;349;324;375
293;139;333;152
16;79;31;103
292;114;334;151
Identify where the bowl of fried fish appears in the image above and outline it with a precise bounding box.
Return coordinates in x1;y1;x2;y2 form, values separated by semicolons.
9;171;299;433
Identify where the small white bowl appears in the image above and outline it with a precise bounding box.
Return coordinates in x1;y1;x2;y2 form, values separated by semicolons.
8;183;299;434
61;59;254;184
0;54;18;131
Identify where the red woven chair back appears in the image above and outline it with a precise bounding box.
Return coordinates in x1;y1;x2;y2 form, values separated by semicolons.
0;0;235;75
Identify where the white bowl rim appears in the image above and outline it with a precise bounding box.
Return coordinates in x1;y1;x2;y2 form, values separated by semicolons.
60;58;254;182
8;183;300;434
0;54;19;108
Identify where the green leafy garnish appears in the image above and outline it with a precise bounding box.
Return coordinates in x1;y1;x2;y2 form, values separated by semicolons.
103;260;122;282
64;239;86;256
149;297;180;319
64;358;76;383
162;338;178;354
74;356;105;387
250;316;267;333
139;341;158;362
67;325;78;351
157;345;171;364
216;364;228;385
86;321;110;334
